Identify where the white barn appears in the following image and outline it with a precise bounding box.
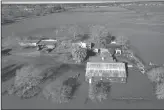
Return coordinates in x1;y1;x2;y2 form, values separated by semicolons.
85;62;127;83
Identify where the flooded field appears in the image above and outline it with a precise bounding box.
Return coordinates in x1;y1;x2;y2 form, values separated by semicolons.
2;3;164;109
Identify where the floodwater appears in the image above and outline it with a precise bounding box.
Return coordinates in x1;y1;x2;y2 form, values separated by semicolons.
2;5;164;109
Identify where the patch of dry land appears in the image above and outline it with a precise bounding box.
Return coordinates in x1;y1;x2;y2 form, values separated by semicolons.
2;2;164;109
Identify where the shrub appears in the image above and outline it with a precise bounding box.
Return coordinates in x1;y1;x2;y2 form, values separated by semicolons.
59;85;73;103
88;81;111;102
156;83;164;100
13;65;44;97
42;74;80;103
55;40;72;53
146;66;164;83
42;79;62;102
21;86;41;99
57;74;80;103
15;65;43;87
71;46;87;63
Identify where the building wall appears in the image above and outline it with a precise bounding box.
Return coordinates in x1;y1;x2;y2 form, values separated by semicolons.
85;76;126;83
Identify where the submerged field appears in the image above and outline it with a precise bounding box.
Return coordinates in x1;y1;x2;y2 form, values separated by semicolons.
2;2;164;109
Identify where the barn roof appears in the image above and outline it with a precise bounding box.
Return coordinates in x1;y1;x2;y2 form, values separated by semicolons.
86;62;127;78
21;40;39;43
38;39;57;45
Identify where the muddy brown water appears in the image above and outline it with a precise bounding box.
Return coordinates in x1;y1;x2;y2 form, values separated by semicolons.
2;6;164;109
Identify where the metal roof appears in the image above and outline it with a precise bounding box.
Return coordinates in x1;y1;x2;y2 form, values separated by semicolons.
87;62;125;70
86;62;127;78
38;40;57;45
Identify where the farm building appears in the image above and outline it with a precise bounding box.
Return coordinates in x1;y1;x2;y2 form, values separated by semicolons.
92;48;109;54
111;40;117;44
100;48;109;54
86;55;127;83
72;42;92;49
18;40;39;47
37;39;57;49
115;48;122;55
85;62;127;83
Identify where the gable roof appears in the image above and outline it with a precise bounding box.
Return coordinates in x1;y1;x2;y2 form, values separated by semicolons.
38;39;57;45
86;62;127;78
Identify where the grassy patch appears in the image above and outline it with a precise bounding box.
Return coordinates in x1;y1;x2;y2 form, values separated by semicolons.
2;48;12;56
2;4;66;25
42;73;81;103
1;63;25;82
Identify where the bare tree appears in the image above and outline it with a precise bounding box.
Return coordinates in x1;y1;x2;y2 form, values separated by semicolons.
89;25;113;48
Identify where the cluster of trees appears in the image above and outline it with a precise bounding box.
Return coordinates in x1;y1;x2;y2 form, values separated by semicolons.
89;25;113;48
7;65;43;99
156;83;164;100
88;81;111;102
70;25;131;64
89;25;130;49
146;66;164;99
71;45;88;63
42;74;80;103
146;66;164;84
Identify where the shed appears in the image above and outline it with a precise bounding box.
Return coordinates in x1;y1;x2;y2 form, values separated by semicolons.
72;42;92;49
115;48;122;55
19;40;39;47
37;39;57;49
111;41;117;44
85;62;127;83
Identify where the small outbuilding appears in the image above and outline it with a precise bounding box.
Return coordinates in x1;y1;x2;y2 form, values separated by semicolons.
19;40;38;47
115;48;122;55
111;41;117;44
72;41;92;49
37;38;57;48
